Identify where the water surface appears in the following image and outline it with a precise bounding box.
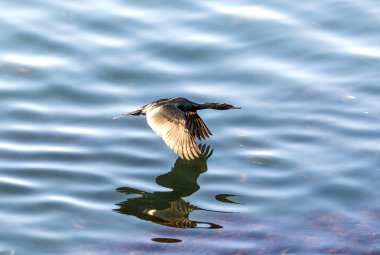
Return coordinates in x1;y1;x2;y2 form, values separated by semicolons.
1;0;380;254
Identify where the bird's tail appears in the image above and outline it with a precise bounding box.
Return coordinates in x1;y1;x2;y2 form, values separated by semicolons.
112;109;143;119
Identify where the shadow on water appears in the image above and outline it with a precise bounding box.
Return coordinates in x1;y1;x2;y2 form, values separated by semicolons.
114;144;239;241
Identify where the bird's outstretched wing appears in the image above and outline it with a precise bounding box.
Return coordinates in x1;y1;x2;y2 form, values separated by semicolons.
185;112;212;140
146;105;201;160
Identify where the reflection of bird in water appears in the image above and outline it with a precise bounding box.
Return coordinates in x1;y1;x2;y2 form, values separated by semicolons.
113;97;240;160
146;199;198;228
156;144;212;197
114;144;223;229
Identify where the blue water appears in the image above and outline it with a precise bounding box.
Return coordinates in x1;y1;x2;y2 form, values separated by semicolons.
1;1;380;254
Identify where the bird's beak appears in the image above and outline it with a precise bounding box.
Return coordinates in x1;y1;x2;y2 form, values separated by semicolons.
232;106;241;109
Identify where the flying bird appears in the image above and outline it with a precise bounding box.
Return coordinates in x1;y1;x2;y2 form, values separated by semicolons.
113;97;240;160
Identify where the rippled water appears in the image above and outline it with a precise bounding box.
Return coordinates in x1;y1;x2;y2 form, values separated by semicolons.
1;0;380;254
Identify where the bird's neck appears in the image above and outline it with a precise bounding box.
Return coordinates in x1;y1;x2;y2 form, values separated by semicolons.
194;103;227;110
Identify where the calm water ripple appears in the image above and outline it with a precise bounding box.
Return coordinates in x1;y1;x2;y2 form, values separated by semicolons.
1;0;380;254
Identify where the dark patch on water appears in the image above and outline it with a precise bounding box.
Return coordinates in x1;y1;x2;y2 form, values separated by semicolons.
151;237;182;243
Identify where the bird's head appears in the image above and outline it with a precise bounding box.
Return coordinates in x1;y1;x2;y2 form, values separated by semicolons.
220;103;241;110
